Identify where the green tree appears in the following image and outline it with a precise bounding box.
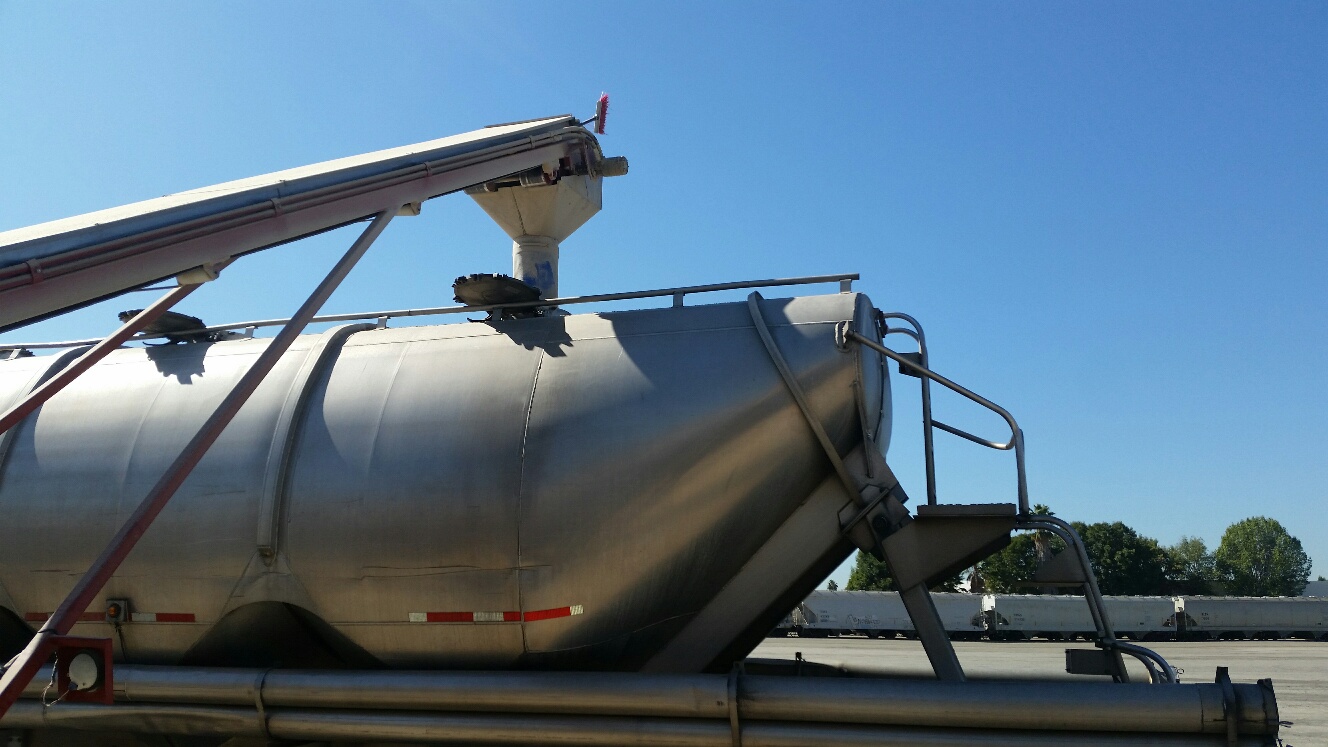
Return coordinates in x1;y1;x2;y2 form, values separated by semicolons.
826;580;839;591
975;533;1060;593
974;504;1062;593
845;551;964;592
976;514;1168;595
846;550;895;591
1073;522;1168;595
1215;517;1312;596
1163;536;1217;594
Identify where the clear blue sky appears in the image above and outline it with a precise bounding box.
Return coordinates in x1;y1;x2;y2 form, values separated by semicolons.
1;2;1324;585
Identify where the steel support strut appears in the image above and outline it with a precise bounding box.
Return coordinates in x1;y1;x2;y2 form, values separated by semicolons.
0;209;396;719
0;278;213;436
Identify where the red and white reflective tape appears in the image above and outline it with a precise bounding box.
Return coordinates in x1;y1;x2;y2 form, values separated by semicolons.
408;605;583;623
22;611;196;623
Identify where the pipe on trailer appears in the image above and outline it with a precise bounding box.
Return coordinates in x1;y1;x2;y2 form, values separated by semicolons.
11;666;1279;739
1;700;1277;746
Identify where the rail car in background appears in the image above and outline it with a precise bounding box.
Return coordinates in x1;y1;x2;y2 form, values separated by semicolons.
1176;597;1328;641
785;591;1328;642
792;591;985;640
985;595;1176;641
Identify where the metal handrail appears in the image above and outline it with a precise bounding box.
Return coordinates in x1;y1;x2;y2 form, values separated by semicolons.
879;313;937;505
1017;516;1179;685
846;330;1029;514
0;273;859;351
849;323;1179;684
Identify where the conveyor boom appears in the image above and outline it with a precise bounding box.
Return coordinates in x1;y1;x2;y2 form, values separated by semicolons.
0;115;598;331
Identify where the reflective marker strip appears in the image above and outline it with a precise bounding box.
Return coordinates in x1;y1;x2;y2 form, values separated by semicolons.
22;611;196;622
408;605;584;623
24;612;103;623
129;612;196;623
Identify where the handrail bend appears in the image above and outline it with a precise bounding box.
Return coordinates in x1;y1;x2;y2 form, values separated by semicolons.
848;322;1179;685
845;330;1029;514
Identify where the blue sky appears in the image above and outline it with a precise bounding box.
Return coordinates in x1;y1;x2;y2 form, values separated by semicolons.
1;2;1324;584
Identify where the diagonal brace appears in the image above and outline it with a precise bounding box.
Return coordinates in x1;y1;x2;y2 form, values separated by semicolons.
0;209;395;719
0;272;224;436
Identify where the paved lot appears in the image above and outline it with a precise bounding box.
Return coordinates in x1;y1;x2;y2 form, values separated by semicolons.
753;637;1327;745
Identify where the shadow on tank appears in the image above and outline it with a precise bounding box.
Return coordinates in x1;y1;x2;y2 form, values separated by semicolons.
142;342;208;384
0;607;33;662
179;602;380;669
486;315;573;357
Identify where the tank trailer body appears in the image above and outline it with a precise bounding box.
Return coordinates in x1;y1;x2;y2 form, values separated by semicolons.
0;111;1284;745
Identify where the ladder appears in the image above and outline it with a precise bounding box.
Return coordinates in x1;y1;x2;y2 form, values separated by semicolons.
844;312;1178;685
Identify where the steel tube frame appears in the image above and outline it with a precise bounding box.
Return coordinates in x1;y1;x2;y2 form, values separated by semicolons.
0;283;204;435
846;329;1179;683
878;313;937;506
1017;516;1178;685
0;209;396;719
846;330;1029;515
895;584;966;682
0;273;862;351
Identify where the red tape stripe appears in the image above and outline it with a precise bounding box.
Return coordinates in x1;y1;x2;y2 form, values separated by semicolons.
523;606;572;622
425;612;474;623
23;612;104;623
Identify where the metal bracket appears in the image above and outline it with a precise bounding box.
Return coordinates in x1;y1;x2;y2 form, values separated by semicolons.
727;664;743;747
48;636;113;705
1217;666;1239;746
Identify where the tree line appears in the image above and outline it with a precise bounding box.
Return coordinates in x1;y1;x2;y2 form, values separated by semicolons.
847;508;1318;597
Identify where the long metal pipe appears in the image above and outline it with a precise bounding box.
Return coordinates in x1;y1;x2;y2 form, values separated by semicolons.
0;209;395;719
0;700;1277;747
0;273;862;351
13;666;1277;737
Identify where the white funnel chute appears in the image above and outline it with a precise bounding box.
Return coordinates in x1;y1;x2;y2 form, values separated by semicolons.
468;151;626;299
469;173;602;299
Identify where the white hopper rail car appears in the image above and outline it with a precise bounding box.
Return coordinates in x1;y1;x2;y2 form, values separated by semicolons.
985;595;1178;642
795;591;985;639
1177;597;1328;641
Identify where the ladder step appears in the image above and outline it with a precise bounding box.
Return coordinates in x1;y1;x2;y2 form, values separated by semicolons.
915;503;1016;518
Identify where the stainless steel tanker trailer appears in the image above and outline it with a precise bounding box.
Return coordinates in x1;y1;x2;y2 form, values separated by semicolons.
0;109;1284;745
